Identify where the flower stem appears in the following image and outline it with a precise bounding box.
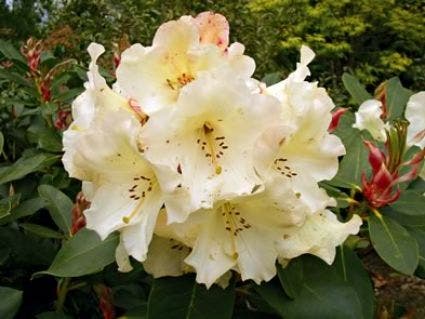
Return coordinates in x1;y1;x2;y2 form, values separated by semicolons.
56;277;71;313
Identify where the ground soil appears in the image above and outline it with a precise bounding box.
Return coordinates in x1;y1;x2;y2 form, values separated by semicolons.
362;252;425;319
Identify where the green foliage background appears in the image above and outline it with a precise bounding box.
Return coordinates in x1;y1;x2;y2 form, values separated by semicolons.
2;0;425;102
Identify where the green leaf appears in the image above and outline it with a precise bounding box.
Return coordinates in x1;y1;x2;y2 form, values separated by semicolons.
36;229;119;277
120;305;147;319
0;154;59;185
335;247;375;319
0;39;26;64
332;135;370;188
147;275;235;319
38;185;72;234
257;255;364;319
33;128;63;152
54;87;84;104
277;259;303;299
407;227;425;277
369;213;419;275
11;197;45;219
0;68;31;87
390;190;425;217
342;73;372;105
0;286;23;319
0;226;57;266
20;223;64;239
0;198;12;219
386;77;412;121
330;111;371;188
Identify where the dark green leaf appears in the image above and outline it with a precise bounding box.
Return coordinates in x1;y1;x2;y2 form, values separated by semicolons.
383;206;425;231
0;39;26;63
0;226;57;266
0;286;23;319
147;275;235;319
342;73;372;105
36;229;119;277
54;87;84;104
0;68;31;87
369;213;419;275
257;255;364;319
335;247;374;319
113;284;147;310
121;304;147;319
332;132;370;188
0;198;12;219
38;185;72;234
10;197;45;219
386;77;412;121
407;227;425;277
20;223;64;239
0;154;59;185
277;259;303;299
390;191;425;217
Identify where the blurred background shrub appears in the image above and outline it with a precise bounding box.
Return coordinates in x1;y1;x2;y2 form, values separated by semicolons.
1;0;424;103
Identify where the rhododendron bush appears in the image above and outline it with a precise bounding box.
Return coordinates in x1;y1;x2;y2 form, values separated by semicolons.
0;12;424;319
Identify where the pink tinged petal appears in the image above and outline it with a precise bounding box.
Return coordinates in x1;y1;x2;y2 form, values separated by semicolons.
195;11;229;50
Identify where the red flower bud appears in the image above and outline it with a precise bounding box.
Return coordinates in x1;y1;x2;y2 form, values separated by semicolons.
328;108;348;133
364;141;386;174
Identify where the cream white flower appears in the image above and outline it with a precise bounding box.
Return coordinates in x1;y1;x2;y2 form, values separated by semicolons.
63;43;141;180
405;92;425;149
263;46;345;211
115;15;254;115
70;107;196;265
353;99;388;142
155;178;309;288
141;74;281;215
142;235;192;278
277;210;362;264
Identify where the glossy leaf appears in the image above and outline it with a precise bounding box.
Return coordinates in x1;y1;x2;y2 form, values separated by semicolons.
147;275;235;319
38;185;72;234
407;228;425;277
277;259;303;299
390;191;425;217
257;255;364;319
0;286;23;319
369;213;419;275
342;73;372;105
20;223;64;239
36;229;118;277
386;77;412;121
0;154;59;185
335;247;375;319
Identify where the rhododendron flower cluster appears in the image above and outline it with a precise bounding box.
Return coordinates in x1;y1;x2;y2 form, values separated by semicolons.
62;12;361;288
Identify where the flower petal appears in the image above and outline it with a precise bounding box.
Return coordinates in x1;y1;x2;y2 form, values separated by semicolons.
143;236;191;278
406;92;425;148
277;211;362;264
184;210;237;288
353;99;387;142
